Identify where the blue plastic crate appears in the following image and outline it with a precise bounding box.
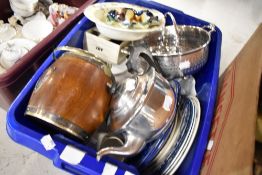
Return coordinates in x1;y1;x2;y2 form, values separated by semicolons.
6;0;222;174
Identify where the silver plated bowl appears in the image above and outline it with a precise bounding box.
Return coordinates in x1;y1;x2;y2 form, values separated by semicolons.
134;12;215;79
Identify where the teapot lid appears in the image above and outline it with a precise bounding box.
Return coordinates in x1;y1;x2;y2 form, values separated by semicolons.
109;67;155;132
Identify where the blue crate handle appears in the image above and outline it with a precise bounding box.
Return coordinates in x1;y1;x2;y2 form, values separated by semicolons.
52;144;138;175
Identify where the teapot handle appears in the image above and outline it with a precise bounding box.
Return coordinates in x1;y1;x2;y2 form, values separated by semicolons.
126;46;162;75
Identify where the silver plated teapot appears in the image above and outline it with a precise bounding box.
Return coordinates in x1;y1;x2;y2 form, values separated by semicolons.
97;46;177;159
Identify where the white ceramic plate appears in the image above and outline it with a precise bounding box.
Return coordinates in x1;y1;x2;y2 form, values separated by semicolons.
84;2;165;41
22;19;53;43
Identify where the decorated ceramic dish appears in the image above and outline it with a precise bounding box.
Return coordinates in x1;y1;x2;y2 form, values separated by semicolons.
84;2;165;41
48;3;78;27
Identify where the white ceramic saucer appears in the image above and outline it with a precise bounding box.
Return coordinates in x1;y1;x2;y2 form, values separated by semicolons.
22;19;53;43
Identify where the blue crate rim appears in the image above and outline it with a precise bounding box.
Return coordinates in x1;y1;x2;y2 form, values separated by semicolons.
6;1;222;175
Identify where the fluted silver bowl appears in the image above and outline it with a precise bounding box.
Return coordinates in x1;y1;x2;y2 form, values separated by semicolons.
134;24;215;79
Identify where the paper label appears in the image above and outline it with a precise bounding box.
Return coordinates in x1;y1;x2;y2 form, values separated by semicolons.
179;61;191;70
124;171;135;175
126;78;136;91
60;145;85;165
40;134;56;151
163;95;173;111
207;140;214;151
101;163;118;175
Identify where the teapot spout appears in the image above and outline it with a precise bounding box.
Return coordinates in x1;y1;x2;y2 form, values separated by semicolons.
96;133;145;160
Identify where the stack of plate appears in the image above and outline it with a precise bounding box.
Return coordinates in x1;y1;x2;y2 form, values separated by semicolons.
157;96;200;174
128;81;201;174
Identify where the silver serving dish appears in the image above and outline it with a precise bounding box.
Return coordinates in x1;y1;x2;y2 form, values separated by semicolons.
134;12;215;79
97;46;177;159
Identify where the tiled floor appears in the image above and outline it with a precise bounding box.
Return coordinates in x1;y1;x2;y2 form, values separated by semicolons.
0;0;262;174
